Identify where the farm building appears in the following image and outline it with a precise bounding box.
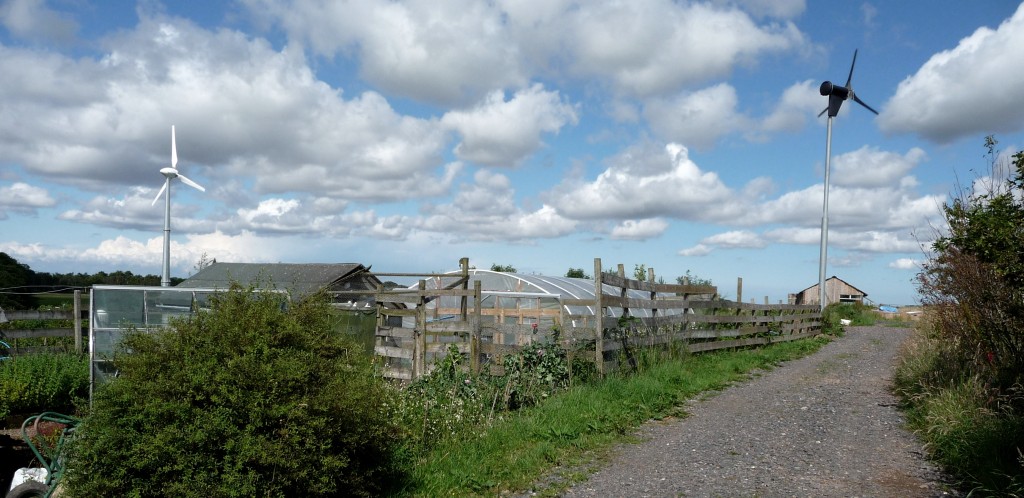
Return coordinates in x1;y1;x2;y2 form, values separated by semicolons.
790;276;868;306
178;262;384;309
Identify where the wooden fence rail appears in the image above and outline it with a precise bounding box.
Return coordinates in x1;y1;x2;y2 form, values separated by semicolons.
372;258;821;380
1;290;87;355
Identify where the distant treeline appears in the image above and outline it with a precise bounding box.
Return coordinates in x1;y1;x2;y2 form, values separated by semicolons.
1;252;181;310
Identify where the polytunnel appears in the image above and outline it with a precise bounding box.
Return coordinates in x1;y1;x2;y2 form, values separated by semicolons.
414;269;695;328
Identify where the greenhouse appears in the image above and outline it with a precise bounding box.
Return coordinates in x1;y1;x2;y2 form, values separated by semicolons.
417;269;704;328
87;285;289;397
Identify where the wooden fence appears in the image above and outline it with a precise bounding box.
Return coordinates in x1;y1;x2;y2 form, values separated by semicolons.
1;290;87;355
371;258;822;380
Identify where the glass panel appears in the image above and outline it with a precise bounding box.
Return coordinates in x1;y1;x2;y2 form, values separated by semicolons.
145;289;194;326
93;288;145;328
194;291;218;311
91;328;126;359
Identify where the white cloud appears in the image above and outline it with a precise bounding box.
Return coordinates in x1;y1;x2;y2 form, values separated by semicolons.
829;231;924;253
420;170;577;241
746;151;944;231
831;146;926;188
644;83;749;150
567;1;807;97
235;198;311;234
763;227;821;245
610;219;669;240
763;227;927;254
442;85;578;167
889;258;921;270
761;80;821;133
242;0;526;105
0;16;457;204
879;3;1024;142
549;142;743;222
702;230;766;248
245;0;810;101
713;0;806;19
0;182;56;216
678;244;712;257
0;0;78;43
0;231;290;274
57;186;218;235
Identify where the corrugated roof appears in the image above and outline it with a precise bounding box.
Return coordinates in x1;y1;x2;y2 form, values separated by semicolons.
178;262;370;298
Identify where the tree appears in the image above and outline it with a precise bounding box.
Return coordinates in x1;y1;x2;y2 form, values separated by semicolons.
490;263;517;273
565;267;590;279
192;252;216;276
65;285;403;497
0;252;38;309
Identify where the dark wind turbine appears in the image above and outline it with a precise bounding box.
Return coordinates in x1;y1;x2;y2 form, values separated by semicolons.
816;50;877;311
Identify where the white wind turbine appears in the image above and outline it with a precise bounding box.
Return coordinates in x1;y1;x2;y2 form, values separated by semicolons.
151;126;205;287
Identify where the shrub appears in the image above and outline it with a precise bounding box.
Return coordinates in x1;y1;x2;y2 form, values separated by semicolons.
389;335;590;455
898;143;1024;491
0;353;88;420
919;148;1024;391
64;285;402;497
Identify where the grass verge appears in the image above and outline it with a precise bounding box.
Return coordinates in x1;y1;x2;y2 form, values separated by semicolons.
894;324;1024;495
395;336;830;496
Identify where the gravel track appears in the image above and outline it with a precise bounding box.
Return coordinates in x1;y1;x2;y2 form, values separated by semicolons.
559;326;955;497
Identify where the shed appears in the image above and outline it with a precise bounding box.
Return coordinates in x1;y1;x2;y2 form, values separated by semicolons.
178;262;383;309
790;276;868;306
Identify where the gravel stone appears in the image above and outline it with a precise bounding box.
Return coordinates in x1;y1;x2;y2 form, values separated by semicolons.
557;326;957;497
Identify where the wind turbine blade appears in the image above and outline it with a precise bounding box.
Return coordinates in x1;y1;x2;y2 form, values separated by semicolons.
171;125;178;169
151;181;168;206
845;49;858;87
853;95;879;115
177;174;206;192
818;107;828;118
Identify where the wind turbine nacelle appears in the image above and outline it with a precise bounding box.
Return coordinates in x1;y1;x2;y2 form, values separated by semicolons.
819;81;850;100
160;167;179;178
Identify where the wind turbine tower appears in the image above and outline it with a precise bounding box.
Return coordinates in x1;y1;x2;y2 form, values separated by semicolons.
816;50;878;311
151;126;205;287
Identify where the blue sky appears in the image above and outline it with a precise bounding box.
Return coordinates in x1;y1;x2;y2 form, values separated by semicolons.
2;0;1024;305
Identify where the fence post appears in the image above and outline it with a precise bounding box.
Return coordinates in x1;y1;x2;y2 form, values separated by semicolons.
736;277;743;304
472;280;481;375
460;257;469;320
74;289;82;354
649;269;657;322
416;279;427;378
593;258;604;375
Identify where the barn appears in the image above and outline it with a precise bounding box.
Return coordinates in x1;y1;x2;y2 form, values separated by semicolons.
790;276;868;306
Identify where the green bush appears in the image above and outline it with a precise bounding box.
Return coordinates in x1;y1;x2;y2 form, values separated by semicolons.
0;353;88;420
389;336;592;455
897;143;1024;491
64;285;402;497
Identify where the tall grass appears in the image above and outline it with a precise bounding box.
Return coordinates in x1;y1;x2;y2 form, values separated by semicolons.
894;322;1024;494
395;337;829;496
